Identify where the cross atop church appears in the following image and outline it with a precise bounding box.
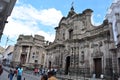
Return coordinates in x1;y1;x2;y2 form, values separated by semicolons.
71;2;74;7
71;1;74;11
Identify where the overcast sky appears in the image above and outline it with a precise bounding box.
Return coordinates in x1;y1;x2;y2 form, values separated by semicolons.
0;0;116;48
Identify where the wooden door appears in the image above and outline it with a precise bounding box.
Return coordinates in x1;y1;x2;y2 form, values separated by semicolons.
94;58;102;78
65;56;70;75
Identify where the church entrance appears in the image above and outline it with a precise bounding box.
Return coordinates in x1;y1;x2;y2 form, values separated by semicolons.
20;54;27;64
48;61;51;69
65;56;70;75
94;58;102;78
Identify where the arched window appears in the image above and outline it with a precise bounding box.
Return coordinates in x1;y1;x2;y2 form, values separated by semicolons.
69;29;73;39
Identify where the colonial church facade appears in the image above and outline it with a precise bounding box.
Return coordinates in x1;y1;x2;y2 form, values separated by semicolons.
45;6;115;78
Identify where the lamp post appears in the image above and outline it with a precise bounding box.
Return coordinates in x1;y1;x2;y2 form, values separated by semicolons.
0;0;17;39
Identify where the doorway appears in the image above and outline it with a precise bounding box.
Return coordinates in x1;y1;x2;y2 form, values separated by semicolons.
65;56;70;75
94;58;102;78
118;58;120;75
48;61;51;69
20;54;26;64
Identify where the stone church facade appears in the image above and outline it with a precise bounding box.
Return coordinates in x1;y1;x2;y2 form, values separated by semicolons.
45;7;115;78
12;35;46;68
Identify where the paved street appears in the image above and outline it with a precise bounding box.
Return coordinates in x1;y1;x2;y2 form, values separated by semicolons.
0;66;112;80
0;69;9;80
0;67;104;80
1;67;41;80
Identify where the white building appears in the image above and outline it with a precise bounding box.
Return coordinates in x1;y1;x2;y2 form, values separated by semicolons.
106;0;120;78
2;45;14;66
106;0;120;44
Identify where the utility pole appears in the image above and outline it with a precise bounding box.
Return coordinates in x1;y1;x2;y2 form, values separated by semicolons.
5;36;14;49
5;36;9;49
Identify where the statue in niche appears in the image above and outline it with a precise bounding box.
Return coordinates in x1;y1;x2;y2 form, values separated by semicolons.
80;51;84;64
79;21;86;34
91;43;103;57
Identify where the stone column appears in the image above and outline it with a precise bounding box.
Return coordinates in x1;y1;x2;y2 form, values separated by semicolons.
18;46;22;62
26;46;30;63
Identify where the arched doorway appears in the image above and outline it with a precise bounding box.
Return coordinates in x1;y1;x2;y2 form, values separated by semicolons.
65;56;70;75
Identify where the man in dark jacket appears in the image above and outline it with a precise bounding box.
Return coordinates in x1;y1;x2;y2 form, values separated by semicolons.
0;64;3;80
0;64;3;76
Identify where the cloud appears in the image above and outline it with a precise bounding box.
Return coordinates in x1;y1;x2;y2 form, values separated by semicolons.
97;14;101;18
38;8;63;27
11;4;63;27
3;3;63;42
91;14;102;26
113;0;120;3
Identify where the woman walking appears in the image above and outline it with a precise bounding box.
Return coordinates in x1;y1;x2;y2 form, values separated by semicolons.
8;69;14;80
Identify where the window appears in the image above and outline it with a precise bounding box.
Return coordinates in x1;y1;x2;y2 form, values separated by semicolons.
63;33;65;40
69;29;73;39
35;60;38;63
33;52;35;55
81;51;84;63
32;56;34;58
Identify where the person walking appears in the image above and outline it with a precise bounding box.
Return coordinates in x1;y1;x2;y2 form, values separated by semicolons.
14;68;18;77
41;74;48;80
48;71;57;80
8;69;14;80
0;64;3;80
17;65;23;80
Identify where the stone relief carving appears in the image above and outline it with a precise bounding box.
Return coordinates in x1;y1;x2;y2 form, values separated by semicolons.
79;21;86;34
91;42;103;57
80;42;89;49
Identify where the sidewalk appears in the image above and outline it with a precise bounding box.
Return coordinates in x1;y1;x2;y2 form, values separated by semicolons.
56;74;103;80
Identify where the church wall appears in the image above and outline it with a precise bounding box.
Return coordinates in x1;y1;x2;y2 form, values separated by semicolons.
45;7;115;78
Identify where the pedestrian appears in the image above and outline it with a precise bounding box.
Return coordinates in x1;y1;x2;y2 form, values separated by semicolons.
92;73;96;80
34;68;38;75
8;69;14;80
41;74;48;80
17;65;23;80
48;71;57;80
113;72;118;80
0;64;3;80
0;64;3;76
14;68;18;77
